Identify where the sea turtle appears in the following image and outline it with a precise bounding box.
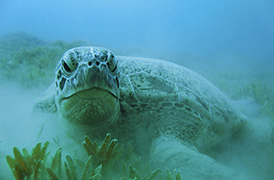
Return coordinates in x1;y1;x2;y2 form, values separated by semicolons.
34;47;246;179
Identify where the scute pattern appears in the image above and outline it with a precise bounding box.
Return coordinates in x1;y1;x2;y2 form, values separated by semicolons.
117;56;245;148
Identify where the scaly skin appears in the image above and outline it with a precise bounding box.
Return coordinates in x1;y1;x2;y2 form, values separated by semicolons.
34;47;247;179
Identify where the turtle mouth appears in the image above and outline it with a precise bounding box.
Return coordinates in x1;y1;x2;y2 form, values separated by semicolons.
58;87;120;126
56;62;120;106
60;88;118;102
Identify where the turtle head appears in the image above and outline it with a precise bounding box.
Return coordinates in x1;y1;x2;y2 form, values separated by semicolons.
55;47;120;127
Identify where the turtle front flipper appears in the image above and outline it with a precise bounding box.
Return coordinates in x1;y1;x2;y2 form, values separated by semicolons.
151;136;244;179
33;83;57;113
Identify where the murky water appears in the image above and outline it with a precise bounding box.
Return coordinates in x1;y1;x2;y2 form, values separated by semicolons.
1;0;274;179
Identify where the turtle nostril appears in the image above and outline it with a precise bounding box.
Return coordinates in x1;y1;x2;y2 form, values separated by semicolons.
95;61;100;66
88;61;92;66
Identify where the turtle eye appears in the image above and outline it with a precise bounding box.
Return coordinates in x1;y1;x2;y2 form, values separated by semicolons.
63;61;71;72
62;51;78;73
107;53;118;73
107;61;117;73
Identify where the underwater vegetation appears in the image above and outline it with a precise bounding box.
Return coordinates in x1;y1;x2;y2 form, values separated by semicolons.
0;32;92;88
230;80;274;119
6;133;181;180
249;82;274;118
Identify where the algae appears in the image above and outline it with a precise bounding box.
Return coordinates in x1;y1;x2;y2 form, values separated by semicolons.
6;133;179;180
0;32;92;88
6;141;49;180
249;82;274;118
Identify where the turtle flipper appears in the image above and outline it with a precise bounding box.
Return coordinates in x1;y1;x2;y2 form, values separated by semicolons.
151;136;242;179
33;83;57;113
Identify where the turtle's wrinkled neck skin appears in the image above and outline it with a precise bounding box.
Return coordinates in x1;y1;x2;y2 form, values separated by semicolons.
55;47;120;127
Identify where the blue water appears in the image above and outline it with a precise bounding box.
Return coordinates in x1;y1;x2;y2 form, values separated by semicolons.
1;1;274;179
1;0;274;61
